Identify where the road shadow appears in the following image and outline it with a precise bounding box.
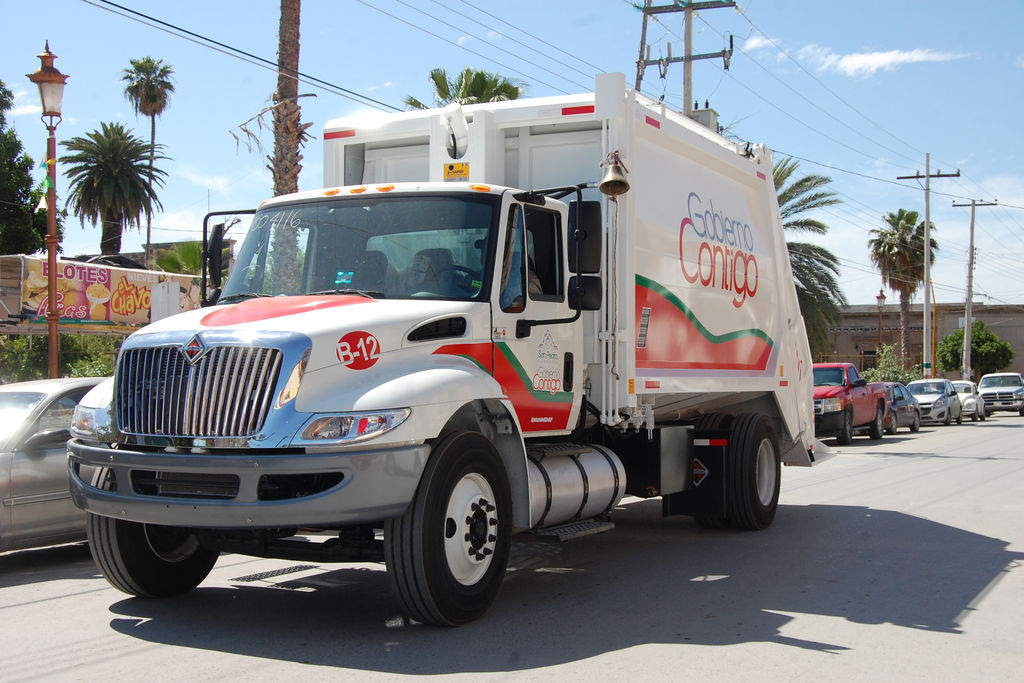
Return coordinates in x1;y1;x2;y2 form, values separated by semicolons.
103;499;1023;673
0;542;98;588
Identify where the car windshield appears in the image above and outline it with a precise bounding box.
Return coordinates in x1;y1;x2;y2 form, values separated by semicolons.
979;375;1023;388
220;194;497;303
909;382;945;395
0;392;45;442
813;367;845;386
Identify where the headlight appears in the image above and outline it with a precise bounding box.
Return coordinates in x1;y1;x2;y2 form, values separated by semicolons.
70;378;114;442
293;409;410;446
934;395;947;407
821;397;843;413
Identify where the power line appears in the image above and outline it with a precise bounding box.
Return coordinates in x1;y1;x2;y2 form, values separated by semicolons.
84;0;402;112
355;0;573;95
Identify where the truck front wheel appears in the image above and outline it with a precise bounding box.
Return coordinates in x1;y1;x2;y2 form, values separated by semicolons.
385;431;512;626
725;414;781;530
86;470;218;597
836;409;854;445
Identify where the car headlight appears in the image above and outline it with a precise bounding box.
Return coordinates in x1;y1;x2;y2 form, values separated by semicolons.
70;379;114;442
934;395;947;407
821;397;843;413
293;409;411;446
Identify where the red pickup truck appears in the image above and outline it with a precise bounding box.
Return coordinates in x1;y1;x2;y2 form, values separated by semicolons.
813;362;888;444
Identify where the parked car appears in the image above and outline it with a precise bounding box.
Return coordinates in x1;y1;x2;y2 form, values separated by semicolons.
812;362;888;444
884;382;922;434
953;381;986;421
907;378;962;425
977;372;1024;416
0;377;104;552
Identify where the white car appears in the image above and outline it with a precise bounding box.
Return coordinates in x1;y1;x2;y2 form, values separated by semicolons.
907;379;962;425
953;381;986;421
977;372;1024;416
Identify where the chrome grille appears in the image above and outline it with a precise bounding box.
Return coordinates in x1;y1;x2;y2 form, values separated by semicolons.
117;345;283;437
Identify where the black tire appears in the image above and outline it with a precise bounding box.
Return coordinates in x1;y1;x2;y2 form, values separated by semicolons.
971;410;978;422
724;414;780;531
86;470;218;597
980;407;986;421
868;405;884;440
385;431;512;626
943;408;952;426
885;412;897;436
910;410;921;433
836;409;854;445
956;406;963;425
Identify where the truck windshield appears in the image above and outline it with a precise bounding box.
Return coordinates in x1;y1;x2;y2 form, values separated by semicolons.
220;194;497;301
812;367;844;387
979;375;1022;388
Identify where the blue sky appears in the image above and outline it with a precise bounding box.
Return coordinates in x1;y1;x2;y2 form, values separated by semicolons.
3;0;1023;306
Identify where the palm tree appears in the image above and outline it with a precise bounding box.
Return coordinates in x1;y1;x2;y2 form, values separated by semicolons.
868;208;938;365
61;122;167;255
404;67;524;110
773;157;846;355
121;56;174;264
155;240;202;274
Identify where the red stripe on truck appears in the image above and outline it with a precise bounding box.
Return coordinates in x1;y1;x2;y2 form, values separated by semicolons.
562;105;594;116
645;116;661;129
325;130;356;140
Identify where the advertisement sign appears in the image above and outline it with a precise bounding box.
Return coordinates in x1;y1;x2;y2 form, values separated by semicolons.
16;256;200;331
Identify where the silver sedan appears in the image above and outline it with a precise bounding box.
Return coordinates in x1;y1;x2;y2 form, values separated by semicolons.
1;377;103;552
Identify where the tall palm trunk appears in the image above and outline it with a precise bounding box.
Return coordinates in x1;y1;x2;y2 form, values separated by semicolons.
100;209;123;255
146;113;156;265
898;292;911;368
270;0;301;293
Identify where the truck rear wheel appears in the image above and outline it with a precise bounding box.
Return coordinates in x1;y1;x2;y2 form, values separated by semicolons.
725;414;780;530
868;405;884;440
836;409;854;445
86;471;218;597
385;431;511;626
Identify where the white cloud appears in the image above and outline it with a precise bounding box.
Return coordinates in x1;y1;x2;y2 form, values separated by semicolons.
743;35;775;52
798;44;969;78
179;168;231;195
365;81;392;93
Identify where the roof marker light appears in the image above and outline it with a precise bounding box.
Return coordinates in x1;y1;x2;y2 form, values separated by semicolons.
349;186;367;194
469;184;491;192
324;188;341;196
376;184;395;192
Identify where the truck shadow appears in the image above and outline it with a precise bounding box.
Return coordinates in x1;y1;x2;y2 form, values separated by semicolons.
105;499;1022;673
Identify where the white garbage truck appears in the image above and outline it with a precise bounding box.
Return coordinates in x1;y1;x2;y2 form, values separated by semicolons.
69;73;817;626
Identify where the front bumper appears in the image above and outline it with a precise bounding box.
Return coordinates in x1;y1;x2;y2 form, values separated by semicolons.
68;438;429;529
917;402;948;423
813;410;845;437
980;397;1023;413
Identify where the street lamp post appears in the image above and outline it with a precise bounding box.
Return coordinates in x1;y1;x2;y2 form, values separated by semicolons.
27;42;68;379
876;289;887;353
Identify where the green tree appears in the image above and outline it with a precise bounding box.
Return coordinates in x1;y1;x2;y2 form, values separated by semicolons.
935;321;1014;378
861;343;922;386
773;157;846;355
0;333;117;382
0;79;62;255
61;122;167;254
121;56;175;264
404;67;524;110
155;240;202;274
868;208;938;366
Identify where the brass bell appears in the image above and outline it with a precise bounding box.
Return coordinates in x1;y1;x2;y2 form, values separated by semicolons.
599;150;630;198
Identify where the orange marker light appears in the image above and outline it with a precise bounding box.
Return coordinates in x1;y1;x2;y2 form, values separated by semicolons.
349;187;367;194
469;184;491;192
376;184;395;192
323;188;341;196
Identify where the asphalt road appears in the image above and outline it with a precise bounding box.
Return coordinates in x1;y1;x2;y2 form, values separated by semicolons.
2;416;1022;681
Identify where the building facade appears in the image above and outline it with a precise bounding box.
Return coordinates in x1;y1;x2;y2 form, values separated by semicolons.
820;301;1024;379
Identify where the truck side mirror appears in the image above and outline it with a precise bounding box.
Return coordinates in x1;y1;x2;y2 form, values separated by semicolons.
568;201;602;274
204;221;225;306
569;275;602;311
851;378;867;388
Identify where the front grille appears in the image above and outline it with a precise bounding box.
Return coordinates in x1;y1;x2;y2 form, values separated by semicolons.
117;345;283;438
983;391;1018;402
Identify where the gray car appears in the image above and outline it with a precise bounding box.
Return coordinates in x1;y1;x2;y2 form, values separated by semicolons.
0;377;103;552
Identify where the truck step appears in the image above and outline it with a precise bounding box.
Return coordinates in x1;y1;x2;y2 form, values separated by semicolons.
528;518;615;542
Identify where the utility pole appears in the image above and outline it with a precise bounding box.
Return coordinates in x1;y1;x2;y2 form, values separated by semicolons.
634;1;735;117
952;199;997;380
896;155;959;377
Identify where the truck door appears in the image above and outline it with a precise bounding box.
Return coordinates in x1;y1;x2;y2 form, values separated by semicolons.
491;199;582;436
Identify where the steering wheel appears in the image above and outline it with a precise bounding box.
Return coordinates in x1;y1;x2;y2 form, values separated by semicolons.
439;264;482;293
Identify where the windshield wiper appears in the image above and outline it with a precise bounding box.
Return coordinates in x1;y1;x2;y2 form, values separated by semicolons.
216;292;277;304
308;288;385;299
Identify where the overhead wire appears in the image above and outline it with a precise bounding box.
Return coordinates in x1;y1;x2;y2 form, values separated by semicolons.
84;0;402;112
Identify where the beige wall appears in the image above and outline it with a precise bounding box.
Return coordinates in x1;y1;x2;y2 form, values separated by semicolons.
818;302;1024;379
